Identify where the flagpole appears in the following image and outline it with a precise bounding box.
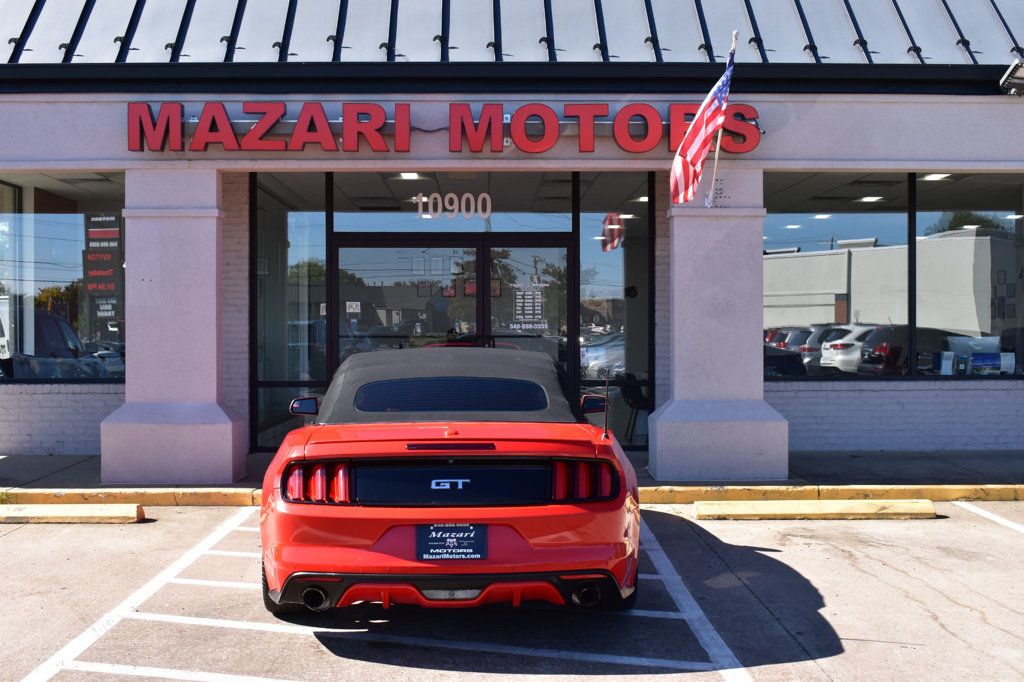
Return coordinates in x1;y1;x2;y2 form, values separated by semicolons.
704;31;738;208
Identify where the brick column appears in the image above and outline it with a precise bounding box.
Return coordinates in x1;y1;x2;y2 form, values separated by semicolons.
648;168;788;481
101;169;245;483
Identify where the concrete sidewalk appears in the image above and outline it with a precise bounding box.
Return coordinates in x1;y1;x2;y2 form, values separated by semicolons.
1;450;1022;505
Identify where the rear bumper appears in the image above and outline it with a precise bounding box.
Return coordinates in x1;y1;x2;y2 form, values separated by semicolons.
271;569;630;608
261;494;640;607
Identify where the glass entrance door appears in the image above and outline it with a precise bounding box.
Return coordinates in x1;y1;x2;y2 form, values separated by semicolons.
487;246;569;365
337;246;479;355
335;241;572;372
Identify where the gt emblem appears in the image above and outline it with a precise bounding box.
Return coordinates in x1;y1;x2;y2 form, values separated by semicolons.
431;478;470;490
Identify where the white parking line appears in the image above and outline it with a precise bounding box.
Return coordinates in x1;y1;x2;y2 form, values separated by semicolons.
204;549;262;558
233;526;261;533
64;660;299;682
123;611;719;672
22;507;256;682
640;517;752;682
953;501;1024;535
170;578;262;590
638;572;664;580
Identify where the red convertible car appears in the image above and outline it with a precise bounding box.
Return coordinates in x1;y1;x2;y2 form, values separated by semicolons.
260;348;640;615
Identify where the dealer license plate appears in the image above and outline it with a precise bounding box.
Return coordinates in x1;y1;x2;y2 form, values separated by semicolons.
416;523;487;561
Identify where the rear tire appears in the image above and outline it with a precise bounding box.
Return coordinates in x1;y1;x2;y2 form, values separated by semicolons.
262;563;304;617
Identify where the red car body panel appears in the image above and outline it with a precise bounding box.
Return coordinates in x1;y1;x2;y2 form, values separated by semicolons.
260;420;640;610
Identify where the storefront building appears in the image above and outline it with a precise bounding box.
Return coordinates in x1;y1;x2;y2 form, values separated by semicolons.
0;0;1022;483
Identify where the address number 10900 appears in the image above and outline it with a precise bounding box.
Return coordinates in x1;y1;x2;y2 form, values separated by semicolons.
416;192;493;220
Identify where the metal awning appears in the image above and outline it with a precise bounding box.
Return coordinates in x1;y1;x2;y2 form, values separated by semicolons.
3;0;1022;66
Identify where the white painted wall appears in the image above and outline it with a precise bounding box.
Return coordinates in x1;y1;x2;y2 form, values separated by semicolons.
767;381;1024;451
0;383;124;455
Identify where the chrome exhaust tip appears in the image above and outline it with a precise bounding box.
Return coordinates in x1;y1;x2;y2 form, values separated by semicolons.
571;581;602;608
301;586;331;612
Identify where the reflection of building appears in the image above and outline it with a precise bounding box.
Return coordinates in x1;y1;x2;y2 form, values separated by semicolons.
765;231;1021;337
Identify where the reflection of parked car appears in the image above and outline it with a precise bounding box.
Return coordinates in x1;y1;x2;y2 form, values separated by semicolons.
798;324;837;374
764;345;806;378
581;333;624;379
764;327;803;348
0;310;113;379
1000;327;1024;374
858;326;964;376
820;324;876;374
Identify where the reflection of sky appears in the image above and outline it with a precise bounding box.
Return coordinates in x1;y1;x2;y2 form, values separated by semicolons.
765;211;1022;253
764;212;908;252
0;214;84;296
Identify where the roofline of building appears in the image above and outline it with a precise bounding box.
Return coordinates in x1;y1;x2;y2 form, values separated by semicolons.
0;62;1008;96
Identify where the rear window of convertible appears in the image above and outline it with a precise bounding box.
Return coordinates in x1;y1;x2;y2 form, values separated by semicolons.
353;377;549;413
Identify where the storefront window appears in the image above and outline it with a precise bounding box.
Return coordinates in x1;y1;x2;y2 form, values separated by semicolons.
0;173;125;382
580;172;652;445
255;173;327;382
915;174;1024;377
254;173;327;447
764;173;908;378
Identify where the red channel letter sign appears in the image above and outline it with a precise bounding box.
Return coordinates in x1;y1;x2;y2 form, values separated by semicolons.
127;101;760;154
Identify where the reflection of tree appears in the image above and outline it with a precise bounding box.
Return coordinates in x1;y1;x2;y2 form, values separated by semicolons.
926;211;1009;236
0;280;8;296
288;258;332;285
36;281;79;316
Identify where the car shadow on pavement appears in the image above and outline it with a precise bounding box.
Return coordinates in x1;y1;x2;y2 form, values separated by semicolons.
280;510;843;676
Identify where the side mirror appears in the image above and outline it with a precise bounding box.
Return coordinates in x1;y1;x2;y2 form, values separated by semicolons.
289;397;319;416
580;394;607;414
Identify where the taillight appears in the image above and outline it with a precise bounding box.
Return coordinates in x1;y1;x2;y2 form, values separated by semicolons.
772;341;787;348
831;343;854;350
873;342;889;355
282;461;350;504
551;459;618;502
798;345;819;353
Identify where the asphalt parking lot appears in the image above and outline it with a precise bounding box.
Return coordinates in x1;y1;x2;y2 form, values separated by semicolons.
3;502;1023;681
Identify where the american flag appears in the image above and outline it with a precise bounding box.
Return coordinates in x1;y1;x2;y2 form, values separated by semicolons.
601;212;624;252
670;42;736;205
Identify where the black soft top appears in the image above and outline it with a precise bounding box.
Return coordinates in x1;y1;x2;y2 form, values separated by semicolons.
317;348;581;424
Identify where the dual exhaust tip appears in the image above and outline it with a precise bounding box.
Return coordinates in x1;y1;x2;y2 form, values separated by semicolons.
300;580;604;611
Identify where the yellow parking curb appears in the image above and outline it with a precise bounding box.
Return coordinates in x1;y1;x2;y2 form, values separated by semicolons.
2;488;259;507
694;499;937;520
640;485;819;504
639;483;1023;504
0;503;145;523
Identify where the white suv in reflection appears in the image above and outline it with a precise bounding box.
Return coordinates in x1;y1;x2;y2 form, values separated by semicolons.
820;324;877;374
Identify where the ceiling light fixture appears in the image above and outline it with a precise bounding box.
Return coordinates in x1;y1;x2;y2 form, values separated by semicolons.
961;224;979;230
785;224;801;229
618;214;636;219
633;196;649;202
858;196;883;202
922;173;950;181
398;172;421;180
814;214;832;219
1005;214;1024;220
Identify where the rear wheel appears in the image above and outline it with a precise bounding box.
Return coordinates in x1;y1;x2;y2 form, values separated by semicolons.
262;563;304;617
